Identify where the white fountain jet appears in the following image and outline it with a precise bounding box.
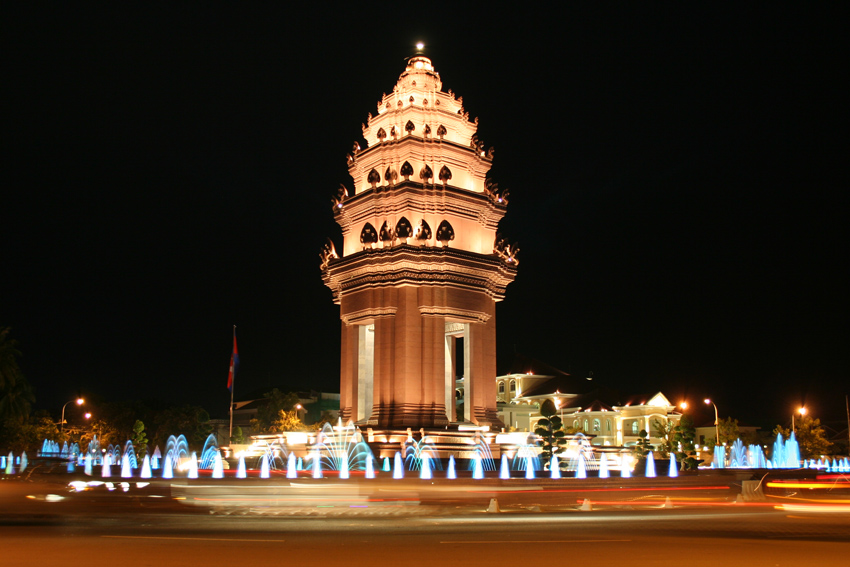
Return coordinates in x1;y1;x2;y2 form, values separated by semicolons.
140;455;152;479
550;454;561;479
286;453;297;479
365;454;375;479
525;456;535;479
393;452;404;479
500;455;510;479
599;453;609;478
472;454;484;480
420;454;432;480
576;453;587;479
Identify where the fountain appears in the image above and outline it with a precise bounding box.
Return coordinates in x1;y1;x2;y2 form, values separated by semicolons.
365;454;375;479
313;423;375;474
311;451;323;478
163;454;174;478
420;454;432;479
499;454;510;479
260;453;270;479
400;436;442;473
599;453;609;478
447;456;457;479
770;432;801;468
525;456;535;479
393;452;404;479
472;454;484;479
121;453;133;478
211;453;224;478
5;452;14;474
575;452;587;478
550;454;561;479
187;452;198;479
669;453;678;477
164;435;190;474
645;451;656;477
286;453;297;478
711;446;725;468
199;434;220;470
140;455;152;478
382;457;390;472
237;455;247;478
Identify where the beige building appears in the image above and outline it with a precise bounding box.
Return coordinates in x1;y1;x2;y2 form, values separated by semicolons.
322;51;517;429
496;355;682;448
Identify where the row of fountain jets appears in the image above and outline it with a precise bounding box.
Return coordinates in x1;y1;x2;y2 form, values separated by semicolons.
4;426;849;479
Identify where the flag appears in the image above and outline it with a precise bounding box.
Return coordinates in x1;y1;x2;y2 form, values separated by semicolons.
227;330;239;392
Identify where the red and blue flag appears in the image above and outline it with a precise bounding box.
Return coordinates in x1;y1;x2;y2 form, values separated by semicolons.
227;331;238;392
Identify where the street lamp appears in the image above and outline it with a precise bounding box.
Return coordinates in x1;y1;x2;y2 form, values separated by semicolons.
792;406;807;432
704;398;719;445
61;397;85;433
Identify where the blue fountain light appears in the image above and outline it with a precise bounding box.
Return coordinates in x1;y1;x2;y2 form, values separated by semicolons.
525;456;535;479
645;451;656;478
286;453;297;478
393;452;404;479
447;456;457;479
550;455;561;479
576;452;587;479
187;452;199;479
420;454;432;479
365;454;375;479
472;454;484;479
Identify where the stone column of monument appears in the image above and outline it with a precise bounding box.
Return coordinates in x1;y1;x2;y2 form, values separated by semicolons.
321;51;517;430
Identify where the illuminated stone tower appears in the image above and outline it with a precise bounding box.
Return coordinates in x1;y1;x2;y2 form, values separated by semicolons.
322;51;517;429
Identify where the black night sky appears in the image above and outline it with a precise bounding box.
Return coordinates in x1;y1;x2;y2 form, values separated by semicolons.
4;5;847;430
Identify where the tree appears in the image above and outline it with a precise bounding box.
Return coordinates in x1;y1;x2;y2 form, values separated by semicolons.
534;399;565;464
270;408;306;433
774;415;832;459
0;411;60;454
0;327;35;420
83;418;122;449
230;425;245;444
131;420;148;458
717;417;741;445
251;389;301;433
152;405;213;449
633;429;652;460
653;419;675;458
671;415;701;470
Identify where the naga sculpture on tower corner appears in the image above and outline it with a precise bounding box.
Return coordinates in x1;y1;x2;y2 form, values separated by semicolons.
321;51;517;429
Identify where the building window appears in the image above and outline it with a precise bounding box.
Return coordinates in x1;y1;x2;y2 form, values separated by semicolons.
606;419;612;432
631;421;639;435
498;382;505;394
509;381;516;392
593;419;600;432
584;419;589;431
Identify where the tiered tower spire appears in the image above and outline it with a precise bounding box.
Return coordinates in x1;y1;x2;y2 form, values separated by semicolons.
322;52;517;429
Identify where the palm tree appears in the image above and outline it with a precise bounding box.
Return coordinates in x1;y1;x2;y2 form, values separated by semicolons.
0;327;34;419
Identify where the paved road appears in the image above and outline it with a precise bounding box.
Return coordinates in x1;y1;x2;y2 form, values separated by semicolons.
2;474;848;566
3;508;850;567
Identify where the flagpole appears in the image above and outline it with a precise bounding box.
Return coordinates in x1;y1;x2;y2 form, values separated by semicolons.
229;325;236;442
